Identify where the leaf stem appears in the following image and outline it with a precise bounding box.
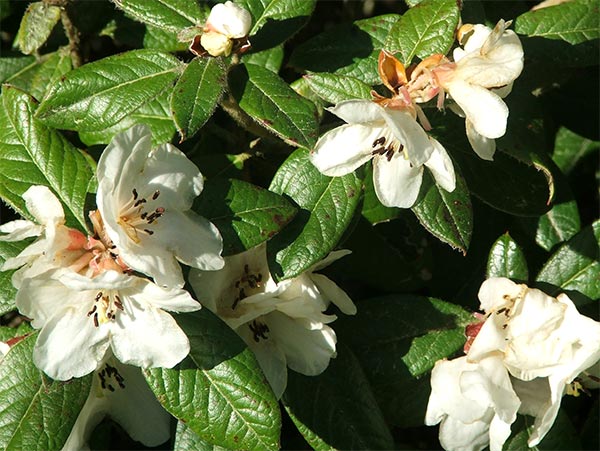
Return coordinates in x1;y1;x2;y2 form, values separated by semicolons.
43;0;82;67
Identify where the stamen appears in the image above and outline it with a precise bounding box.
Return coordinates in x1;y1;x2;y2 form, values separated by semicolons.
134;198;147;208
372;136;386;148
132;189;138;200
152;190;160;200
144;229;154;235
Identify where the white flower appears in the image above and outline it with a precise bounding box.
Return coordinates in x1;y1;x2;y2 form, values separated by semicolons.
0;185;89;288
310;100;455;208
96;125;224;289
200;1;252;57
468;277;600;446
189;245;355;398
16;269;200;380
436;20;524;160
62;359;170;451
425;355;520;451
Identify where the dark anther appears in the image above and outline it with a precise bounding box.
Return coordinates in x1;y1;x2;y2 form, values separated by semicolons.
385;147;395;161
141;212;148;220
115;295;124;310
371;146;387;156
372;136;386;148
107;384;115;392
95;292;103;301
249;320;270;342
496;307;506;315
244;264;249;274
132;189;138;200
144;229;154;235
134;198;147;208
93;313;99;328
152;190;160;200
87;305;97;317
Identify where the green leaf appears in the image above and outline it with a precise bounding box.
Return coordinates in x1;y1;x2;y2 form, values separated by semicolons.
0;334;92;451
0;85;95;231
505;411;581;450
144;25;189;52
14;2;61;55
552;126;599;174
303;73;372;104
361;165;401;224
171;58;226;141
238;0;316;50
515;0;600;45
36;49;182;132
486;233;528;281
174;421;228;451
193;178;297;257
242;46;284;73
229;63;319;148
0;240;29;316
0;57;36;83
113;0;206;33
336;295;472;427
267;148;362;280
289;14;400;85
283;344;394;450
385;0;460;65
0;0;10;21
79;90;175;146
536;220;600;301
411;170;472;254
145;349;281;451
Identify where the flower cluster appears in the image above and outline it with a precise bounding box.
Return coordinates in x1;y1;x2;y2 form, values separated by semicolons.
310;20;524;208
425;278;600;451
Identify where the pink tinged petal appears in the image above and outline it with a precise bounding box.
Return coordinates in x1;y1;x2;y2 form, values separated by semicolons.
309;123;381;177
110;302;190;369
33;306;110;380
128;279;200;313
466;120;496;160
0;220;42;241
447;79;508;139
309;273;356;315
381;109;433;166
372;153;423;208
424;138;456;192
23;185;65;226
467;314;509;362
327;99;386;124
266;311;337;376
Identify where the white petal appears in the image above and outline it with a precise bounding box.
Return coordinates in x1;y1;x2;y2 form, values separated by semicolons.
58;270;136;291
447;79;508;139
61;384;108;451
110;301;190;369
425;138;456;192
206;1;252;38
327;100;386;124
372;153;423;208
23;185;65;226
488;415;513;451
477;277;522;313
310;249;352;272
438;416;490;451
381;109;433;166
310;273;356;315
0;220;42;241
466;120;496;160
310;123;380;176
128;279;200;313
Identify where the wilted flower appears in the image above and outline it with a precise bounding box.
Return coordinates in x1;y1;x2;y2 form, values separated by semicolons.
309;100;455;208
62;359;170;451
16;269;200;380
96;125;224;289
190;245;355;398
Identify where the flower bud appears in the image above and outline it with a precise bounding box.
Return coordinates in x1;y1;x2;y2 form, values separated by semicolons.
206;1;252;39
200;30;233;57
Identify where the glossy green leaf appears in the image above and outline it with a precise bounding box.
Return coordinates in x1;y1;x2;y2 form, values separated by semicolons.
145;349;280;451
267;148;363;280
515;0;600;45
283;345;394;450
0;57;36;83
284;408;334;451
486;233;528;281
385;0;460;65
0;334;91;451
303;73;372;104
552;126;599;174
36;49;182;132
336;295;472;427
172;58;226;141
0;85;95;231
144;25;189;52
505;411;581;450
242;46;284;73
174;422;228;451
113;0;206;33
193;178;297;257
14;2;61;55
289;14;400;85
411;170;472;253
229;63;319;148
238;0;316;50
0;240;29;316
0;0;10;21
536;220;600;301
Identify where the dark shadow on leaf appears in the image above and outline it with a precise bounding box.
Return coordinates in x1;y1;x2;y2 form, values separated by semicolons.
249;16;311;53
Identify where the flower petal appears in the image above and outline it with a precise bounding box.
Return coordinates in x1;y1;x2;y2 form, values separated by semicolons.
310;123;381;177
425;138;456;192
466;120;496;160
327;100;385;124
23;185;65;226
372;153;423;208
381;109;433;166
128;278;200;313
206;1;252;38
0;220;42;241
310;273;356;315
310;249;352;272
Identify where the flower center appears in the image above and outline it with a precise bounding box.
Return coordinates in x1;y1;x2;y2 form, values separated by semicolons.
248;319;269;342
371;136;404;162
87;291;124;327
118;189;165;244
231;264;264;309
97;363;126;392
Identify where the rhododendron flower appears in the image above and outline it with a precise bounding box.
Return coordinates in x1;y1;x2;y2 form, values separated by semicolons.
16;269;200;380
62;359;170;451
436;20;524;160
0;185;88;288
190;245;355;398
96;125;224;289
425;355;520;451
310;100;455;208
